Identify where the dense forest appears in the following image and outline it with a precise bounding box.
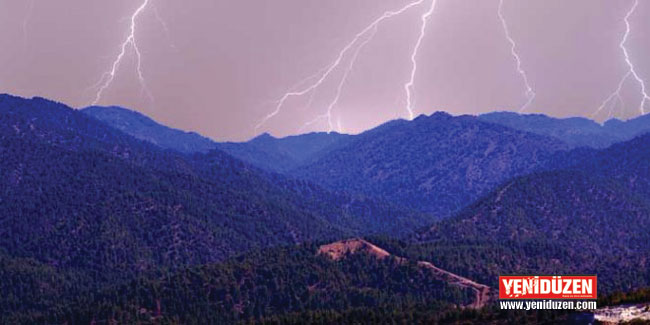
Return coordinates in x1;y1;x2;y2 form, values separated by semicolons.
3;240;608;324
2;94;650;323
0;95;432;322
6;244;474;323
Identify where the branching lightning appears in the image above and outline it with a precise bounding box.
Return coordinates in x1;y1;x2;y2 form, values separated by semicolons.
593;72;630;118
404;0;437;120
91;0;153;106
595;0;649;118
258;0;539;133
153;4;177;50
297;26;378;133
322;26;379;132
498;0;535;112
255;0;432;132
16;1;650;137
259;0;650;134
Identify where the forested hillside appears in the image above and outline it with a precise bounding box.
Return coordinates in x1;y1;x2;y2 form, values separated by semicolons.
83;105;217;153
401;130;650;297
4;94;650;324
10;244;476;324
0;95;432;321
410;170;650;293
295;112;569;216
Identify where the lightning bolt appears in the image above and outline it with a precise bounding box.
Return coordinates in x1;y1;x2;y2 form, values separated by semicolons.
153;5;169;36
255;0;430;132
404;0;437;120
595;0;649;118
498;0;535;112
22;0;35;47
322;25;379;132
298;112;331;134
593;72;630;119
297;26;377;133
91;0;153;106
153;4;176;50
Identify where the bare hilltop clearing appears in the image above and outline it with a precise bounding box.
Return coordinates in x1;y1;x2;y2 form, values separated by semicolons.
319;238;492;309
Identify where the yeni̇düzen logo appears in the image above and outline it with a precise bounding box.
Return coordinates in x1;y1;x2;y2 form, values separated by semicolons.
499;275;597;300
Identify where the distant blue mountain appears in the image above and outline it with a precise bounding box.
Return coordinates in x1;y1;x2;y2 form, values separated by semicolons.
79;104;650;219
83;105;217;153
85;106;650;177
294;112;570;216
217;131;352;173
83;105;351;172
479;111;650;148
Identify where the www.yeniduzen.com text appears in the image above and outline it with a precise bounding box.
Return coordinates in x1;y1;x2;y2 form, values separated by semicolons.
500;300;597;310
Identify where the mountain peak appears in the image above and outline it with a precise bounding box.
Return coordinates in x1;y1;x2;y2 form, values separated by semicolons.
250;132;276;142
413;111;453;122
0;94;69;112
82;105;216;154
603;118;624;127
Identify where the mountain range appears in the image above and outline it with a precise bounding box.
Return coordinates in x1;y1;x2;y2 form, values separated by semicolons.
0;94;434;322
293;112;570;216
84;105;650;167
479;111;650;149
84;105;650;218
3;94;650;323
217;131;352;173
83;105;352;173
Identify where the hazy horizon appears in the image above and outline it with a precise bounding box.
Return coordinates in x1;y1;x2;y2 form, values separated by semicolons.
1;0;649;141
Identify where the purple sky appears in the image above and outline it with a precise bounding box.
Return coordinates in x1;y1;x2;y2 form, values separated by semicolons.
1;0;649;141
